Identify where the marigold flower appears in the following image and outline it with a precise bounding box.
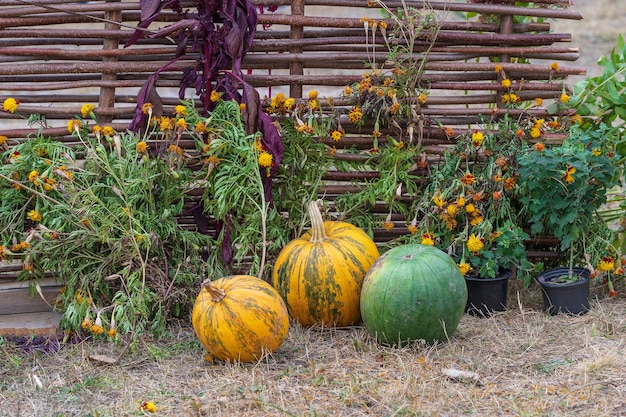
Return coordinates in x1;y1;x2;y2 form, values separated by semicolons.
141;102;154;115
460;173;476;185
28;210;42;222
239;103;246;112
102;126;115;136
331;130;343;141
167;144;184;156
176;118;187;130
597;257;615;272
608;289;618;298
372;130;382;138
210;90;221;102
382;221;394;231
0;135;7;145
308;90;319;100
195;121;208;134
418;93;427;104
471;130;484;146
3;97;19;113
470;216;483;226
28;170;40;183
501;78;512;88
504;177;516;190
284;97;295;110
592;148;602;156
67;119;82;133
458;262;472;275
81;318;92;329
140;402;157;413
563;165;576;184
348;106;363;123
258;151;273;168
534;97;543;107
560;93;570;103
549;62;559;71
159;117;174;131
494;64;503;73
80;103;95;118
467;234;485;252
343;86;354;96
204;155;221;166
533;142;545;152
493;191;502;200
433;195;446;207
570;114;583;125
407;224;418;234
136;141;148;154
90;324;105;335
0;245;7;261
529;127;541;139
108;328;117;338
174;104;187;115
446;204;457;216
456;196;466;207
465;203;476;214
421;233;435;246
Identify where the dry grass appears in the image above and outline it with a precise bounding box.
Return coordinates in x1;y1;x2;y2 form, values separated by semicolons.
1;281;625;417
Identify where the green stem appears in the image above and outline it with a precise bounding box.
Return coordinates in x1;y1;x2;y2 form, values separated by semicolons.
308;200;327;243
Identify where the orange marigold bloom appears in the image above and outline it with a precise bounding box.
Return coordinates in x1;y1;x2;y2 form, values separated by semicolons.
549;62;559;71
141;103;154;115
382;221;394;231
608;289;618;298
460;173;476;185
407;224;418;234
504;177;516;190
534;97;543;107
533;142;545;152
493;191;502;200
494;64;503;73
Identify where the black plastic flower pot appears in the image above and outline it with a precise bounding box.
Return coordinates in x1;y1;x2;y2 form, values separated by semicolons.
464;269;512;318
535;267;590;316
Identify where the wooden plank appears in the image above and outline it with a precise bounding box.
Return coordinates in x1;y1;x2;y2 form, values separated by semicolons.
0;284;62;315
0;311;62;337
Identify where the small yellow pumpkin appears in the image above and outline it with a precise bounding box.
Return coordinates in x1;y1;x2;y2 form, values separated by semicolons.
192;275;289;362
272;200;380;327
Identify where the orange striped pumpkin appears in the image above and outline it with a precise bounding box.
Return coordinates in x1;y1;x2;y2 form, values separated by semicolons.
191;275;289;362
272;200;380;327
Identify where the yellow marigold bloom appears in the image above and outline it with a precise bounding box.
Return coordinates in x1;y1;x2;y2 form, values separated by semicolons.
0;135;7;145
3;97;19;113
494;64;503;73
43;178;56;191
592;147;602;156
394;140;404;150
458;262;472;275
501;78;512;88
28;209;43;222
92;125;102;136
418;93;427;104
534;97;543;107
465;203;476;214
90;324;105;335
560;93;570;103
108;328;117;338
597;257;615;272
421;233;435;246
407;224;418;234
136;141;148;154
195;121;208;134
504;177;516;190
141;102;154;115
467;234;485;252
0;245;7;261
159;117;174;131
471;130;484;146
331;130;343;141
308;99;319;110
176;118;187;130
549;62;559;71
239;103;246;112
168;144;184;155
433;195;446;207
210;90;221;102
564;165;576;183
382;221;394;231
446;204;457;216
80;103;94;118
348;106;363;123
102;126;115;136
534;118;544;129
284;97;296;109
28;170;39;183
470;216;483;226
67;119;82;133
493;174;503;182
571;114;583;124
81;318;92;329
343;86;354;96
258;151;273;168
389;102;401;115
174;104;187;116
456;196;466;207
308;90;318;100
529;127;541;139
140;402;157;413
509;93;519;102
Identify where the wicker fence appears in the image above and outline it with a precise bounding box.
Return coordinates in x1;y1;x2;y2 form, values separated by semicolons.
0;0;586;282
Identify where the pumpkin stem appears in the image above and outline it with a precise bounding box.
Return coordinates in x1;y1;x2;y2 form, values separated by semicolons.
308;199;328;243
201;278;226;302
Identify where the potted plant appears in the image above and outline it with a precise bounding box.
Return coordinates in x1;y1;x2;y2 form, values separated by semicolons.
517;35;626;314
415;118;535;317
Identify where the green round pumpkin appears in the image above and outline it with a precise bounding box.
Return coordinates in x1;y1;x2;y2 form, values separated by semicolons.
360;244;467;346
272;200;380;327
